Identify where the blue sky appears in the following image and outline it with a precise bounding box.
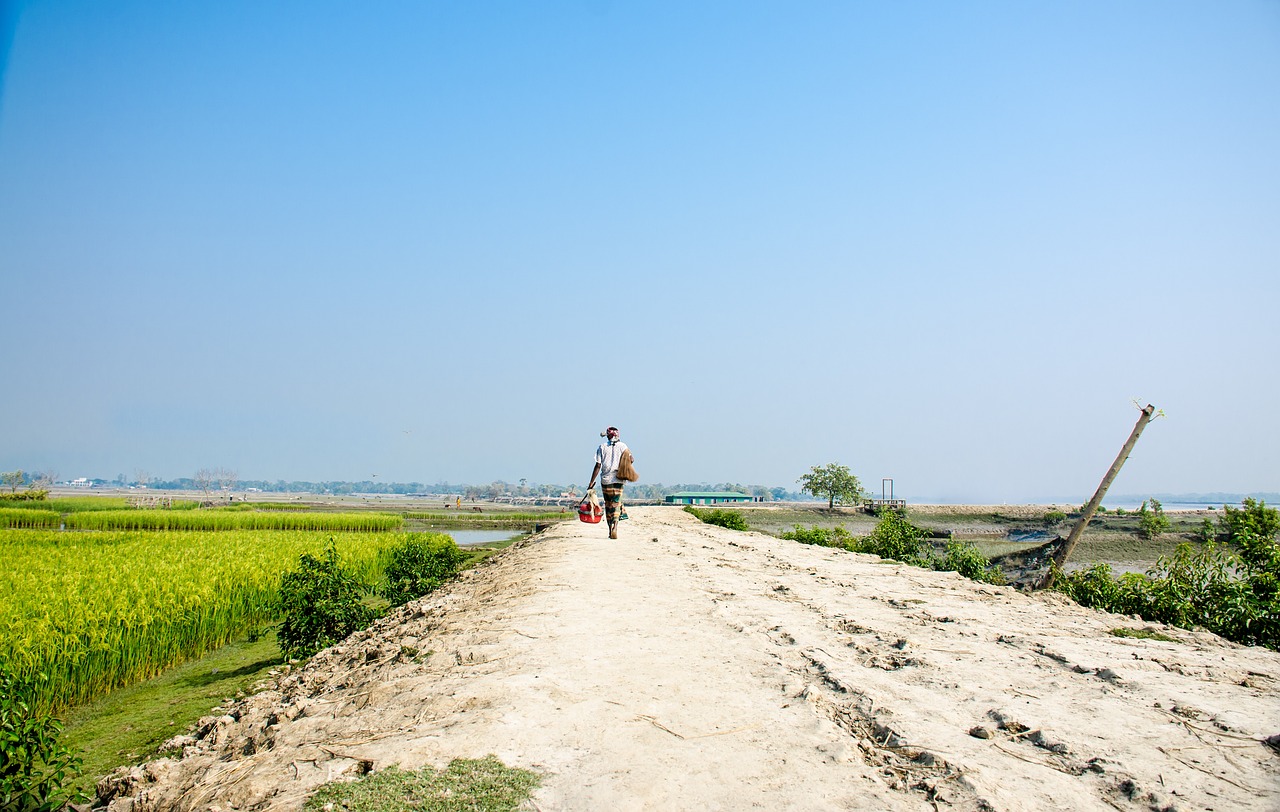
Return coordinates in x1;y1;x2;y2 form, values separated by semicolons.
1;1;1277;501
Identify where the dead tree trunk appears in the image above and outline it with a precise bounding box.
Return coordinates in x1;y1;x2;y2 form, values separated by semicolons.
1040;404;1158;589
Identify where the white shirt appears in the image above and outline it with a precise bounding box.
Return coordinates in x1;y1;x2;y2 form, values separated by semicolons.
595;440;629;486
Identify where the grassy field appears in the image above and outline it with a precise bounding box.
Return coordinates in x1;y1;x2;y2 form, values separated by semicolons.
61;629;283;798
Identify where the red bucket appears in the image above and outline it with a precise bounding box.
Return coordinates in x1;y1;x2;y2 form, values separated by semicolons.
577;501;603;523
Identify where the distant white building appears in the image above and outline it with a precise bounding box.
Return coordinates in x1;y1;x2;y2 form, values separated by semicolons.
70;477;91;488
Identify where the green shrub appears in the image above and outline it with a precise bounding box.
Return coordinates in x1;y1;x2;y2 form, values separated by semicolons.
683;506;749;531
859;510;928;564
1220;498;1280;544
1137;499;1171;539
1043;510;1067;528
932;541;1006;585
381;533;466;606
1051;539;1280;650
0;669;85;812
779;525;855;548
277;540;377;659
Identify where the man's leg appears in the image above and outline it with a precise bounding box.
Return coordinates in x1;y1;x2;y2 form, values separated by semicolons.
603;484;623;538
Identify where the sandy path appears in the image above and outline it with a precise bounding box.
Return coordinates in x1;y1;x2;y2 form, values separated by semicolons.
102;508;1280;811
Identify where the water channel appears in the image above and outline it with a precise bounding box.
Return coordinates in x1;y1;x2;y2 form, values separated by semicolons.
440;528;527;547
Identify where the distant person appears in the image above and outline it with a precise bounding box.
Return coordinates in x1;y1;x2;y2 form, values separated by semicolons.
587;426;633;539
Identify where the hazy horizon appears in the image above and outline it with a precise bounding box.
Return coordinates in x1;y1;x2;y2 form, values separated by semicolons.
2;2;1277;503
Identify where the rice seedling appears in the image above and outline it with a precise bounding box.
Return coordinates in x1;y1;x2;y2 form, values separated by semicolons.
0;507;62;528
403;511;571;529
0;528;398;713
1;496;135;514
242;502;312;511
63;510;403;532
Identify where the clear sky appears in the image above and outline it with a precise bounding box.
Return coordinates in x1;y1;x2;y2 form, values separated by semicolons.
1;1;1276;502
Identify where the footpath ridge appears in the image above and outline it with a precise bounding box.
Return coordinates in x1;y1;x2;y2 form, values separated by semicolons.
101;507;1280;811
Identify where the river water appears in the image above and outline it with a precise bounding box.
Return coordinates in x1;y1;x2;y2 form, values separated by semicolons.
440;529;526;547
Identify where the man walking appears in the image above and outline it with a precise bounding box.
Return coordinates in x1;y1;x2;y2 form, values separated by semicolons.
587;426;630;539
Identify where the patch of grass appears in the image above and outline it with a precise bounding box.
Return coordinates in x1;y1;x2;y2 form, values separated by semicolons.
61;629;282;797
304;756;540;812
1109;627;1179;643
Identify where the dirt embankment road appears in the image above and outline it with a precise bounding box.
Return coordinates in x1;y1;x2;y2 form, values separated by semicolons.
104;508;1280;811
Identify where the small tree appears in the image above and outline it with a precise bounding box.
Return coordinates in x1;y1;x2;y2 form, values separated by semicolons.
193;468;214;499
1;470;24;494
1137;499;1171;539
277;541;376;659
214;467;238;493
797;463;862;509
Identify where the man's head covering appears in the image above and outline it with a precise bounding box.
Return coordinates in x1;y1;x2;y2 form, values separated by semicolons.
605;426;620;439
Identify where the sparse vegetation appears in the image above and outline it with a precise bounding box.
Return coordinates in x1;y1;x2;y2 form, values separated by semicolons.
1109;627;1178;643
779;513;1005;584
303;756;539;812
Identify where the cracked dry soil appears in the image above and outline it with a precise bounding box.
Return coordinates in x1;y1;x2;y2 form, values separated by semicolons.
100;508;1280;811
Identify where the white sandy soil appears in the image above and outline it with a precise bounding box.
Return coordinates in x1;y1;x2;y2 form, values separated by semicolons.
101;507;1280;811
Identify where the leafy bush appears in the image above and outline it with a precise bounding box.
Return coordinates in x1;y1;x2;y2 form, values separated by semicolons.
683;506;749;531
1051;537;1280;650
1220;498;1280;544
932;541;1006;585
858;510;928;564
779;525;855;548
381;533;465;606
0;669;85;812
1043;510;1066;528
778;516;1002;584
1137;499;1171;539
277;540;377;659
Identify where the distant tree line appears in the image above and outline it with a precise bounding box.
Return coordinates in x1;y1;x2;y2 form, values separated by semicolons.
61;475;810;501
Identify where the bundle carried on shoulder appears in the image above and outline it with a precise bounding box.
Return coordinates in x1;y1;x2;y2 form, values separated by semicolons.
617;449;639;482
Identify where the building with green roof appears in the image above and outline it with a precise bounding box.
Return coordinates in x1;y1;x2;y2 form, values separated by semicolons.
664;491;758;505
